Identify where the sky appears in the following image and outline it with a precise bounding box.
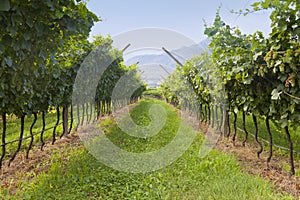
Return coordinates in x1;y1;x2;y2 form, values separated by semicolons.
86;0;272;43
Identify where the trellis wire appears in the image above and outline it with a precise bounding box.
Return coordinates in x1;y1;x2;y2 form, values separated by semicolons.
237;127;300;155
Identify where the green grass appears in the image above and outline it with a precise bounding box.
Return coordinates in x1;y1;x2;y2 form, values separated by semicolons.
142;88;163;99
103;99;181;153
1;98;294;199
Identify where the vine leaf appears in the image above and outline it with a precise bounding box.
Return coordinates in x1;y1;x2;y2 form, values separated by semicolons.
0;44;5;54
271;89;281;100
253;51;263;61
4;57;12;67
0;0;10;11
279;118;288;128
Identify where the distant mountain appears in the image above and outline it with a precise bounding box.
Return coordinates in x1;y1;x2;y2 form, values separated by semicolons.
138;64;174;88
125;39;210;68
124;38;210;87
172;38;211;61
126;54;177;70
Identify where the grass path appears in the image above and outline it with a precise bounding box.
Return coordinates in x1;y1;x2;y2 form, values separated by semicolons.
1;98;294;199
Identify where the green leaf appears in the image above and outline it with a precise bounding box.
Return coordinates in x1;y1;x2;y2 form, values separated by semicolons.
271;89;281;100
26;18;33;28
279;118;288;128
45;0;55;10
279;24;287;32
0;0;10;11
251;2;261;8
253;51;263;61
261;0;270;9
281;113;288;119
234;107;239;114
24;32;31;41
289;103;295;114
272;44;281;51
5;57;12;67
274;60;282;67
7;26;16;35
0;43;5;54
21;41;31;50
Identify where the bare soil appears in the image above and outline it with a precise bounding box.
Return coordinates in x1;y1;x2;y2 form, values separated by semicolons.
0;134;82;196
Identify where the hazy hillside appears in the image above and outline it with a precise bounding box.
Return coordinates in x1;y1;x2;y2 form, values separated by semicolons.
125;39;210;87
